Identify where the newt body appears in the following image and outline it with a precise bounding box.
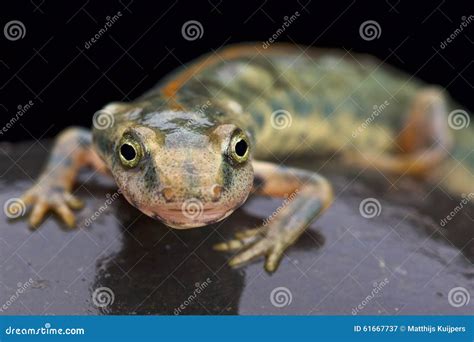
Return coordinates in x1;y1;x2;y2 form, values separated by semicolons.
17;44;473;272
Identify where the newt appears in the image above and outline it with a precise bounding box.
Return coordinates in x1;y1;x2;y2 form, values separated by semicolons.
16;43;473;273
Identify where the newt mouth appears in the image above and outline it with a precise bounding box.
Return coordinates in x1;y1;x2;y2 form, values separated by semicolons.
151;206;234;229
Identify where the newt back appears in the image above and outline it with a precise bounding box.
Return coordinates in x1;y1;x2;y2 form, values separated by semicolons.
149;43;426;158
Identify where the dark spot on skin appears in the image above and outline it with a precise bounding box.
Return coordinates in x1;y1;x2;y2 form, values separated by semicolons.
183;160;196;175
323;102;333;116
182;157;200;190
95;134;111;156
253;175;265;189
253;112;265;129
144;162;159;191
292;95;312;116
221;160;234;191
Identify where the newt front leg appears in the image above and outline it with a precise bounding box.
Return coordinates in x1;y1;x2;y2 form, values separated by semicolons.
215;160;333;273
17;127;107;228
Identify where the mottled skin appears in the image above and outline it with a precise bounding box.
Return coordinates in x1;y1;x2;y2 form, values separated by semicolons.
17;43;473;273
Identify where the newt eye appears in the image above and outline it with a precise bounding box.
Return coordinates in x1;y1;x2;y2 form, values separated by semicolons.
229;131;250;163
118;137;143;168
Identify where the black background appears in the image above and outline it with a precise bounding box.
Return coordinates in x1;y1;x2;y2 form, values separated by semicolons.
0;0;472;142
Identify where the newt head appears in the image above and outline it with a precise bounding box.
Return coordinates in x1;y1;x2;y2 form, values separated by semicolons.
93;107;254;229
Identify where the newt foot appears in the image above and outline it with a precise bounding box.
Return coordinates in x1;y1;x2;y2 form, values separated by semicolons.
214;225;292;273
19;183;84;228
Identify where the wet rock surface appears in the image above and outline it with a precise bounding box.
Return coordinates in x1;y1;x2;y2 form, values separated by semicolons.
0;141;472;315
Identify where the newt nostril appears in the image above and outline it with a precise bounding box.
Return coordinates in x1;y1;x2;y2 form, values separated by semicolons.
162;187;175;202
210;184;223;202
